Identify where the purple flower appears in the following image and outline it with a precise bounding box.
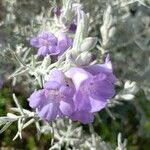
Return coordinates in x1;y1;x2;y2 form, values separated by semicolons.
71;110;94;124
66;55;116;123
53;7;61;17
28;53;116;124
30;32;58;56
30;32;72;57
28;69;75;121
57;32;73;56
69;23;77;33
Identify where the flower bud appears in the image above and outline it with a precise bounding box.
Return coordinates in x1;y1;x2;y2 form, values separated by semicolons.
53;7;61;17
76;51;92;66
80;37;97;52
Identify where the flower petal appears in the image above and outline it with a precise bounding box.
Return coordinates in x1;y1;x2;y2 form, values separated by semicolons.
48;69;65;85
38;32;57;45
89;96;107;113
59;100;74;116
48;46;60;55
28;90;45;108
90;76;115;101
30;37;41;48
38;103;59;121
37;46;49;56
57;32;72;55
74;90;91;112
44;81;60;90
66;67;92;90
84;55;114;75
59;85;75;97
70;111;94;124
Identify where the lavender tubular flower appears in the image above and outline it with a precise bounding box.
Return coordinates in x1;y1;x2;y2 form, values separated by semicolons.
28;55;116;124
57;32;73;56
28;69;75;121
66;55;116;124
30;32;72;57
30;32;58;56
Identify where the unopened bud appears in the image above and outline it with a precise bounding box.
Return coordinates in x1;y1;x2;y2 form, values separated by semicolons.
80;37;97;52
76;51;92;66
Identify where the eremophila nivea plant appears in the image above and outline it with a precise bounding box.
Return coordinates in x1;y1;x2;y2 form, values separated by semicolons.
0;0;150;149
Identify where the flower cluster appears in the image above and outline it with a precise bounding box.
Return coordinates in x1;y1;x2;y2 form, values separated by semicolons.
28;69;75;121
28;55;116;124
30;32;72;56
28;1;116;124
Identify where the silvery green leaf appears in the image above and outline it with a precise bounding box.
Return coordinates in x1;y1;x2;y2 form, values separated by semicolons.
106;107;116;120
133;15;150;51
82;13;89;39
13;118;36;141
107;99;123;108
0;122;12;134
73;20;83;50
73;13;89;51
137;0;150;8
60;0;74;26
35;121;42;140
0;50;14;63
124;81;139;94
0;117;17;126
10;107;35;117
13;116;37;140
7;113;19;119
35;74;43;88
13;94;25;116
100;4;117;49
80;37;97;52
13;132;19;141
9;67;25;78
116;133;127;150
31;55;36;69
120;94;135;100
41;55;51;70
98;141;113;150
23;118;35;129
10;68;29;78
18;118;23;139
22;48;31;61
10;50;26;67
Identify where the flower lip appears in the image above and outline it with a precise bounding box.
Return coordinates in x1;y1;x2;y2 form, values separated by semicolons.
28;69;75;122
45;89;63;103
30;32;72;57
